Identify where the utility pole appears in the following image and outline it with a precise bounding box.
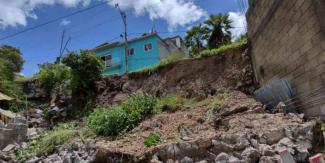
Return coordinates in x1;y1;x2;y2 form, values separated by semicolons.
56;30;71;64
115;3;128;73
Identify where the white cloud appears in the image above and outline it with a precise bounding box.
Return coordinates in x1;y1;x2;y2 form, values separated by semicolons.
60;18;71;26
106;0;207;30
228;12;247;41
0;0;90;28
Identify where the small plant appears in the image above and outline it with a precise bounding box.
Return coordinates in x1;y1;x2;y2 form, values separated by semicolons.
87;107;128;137
16;122;91;162
154;95;195;114
144;133;161;147
121;93;158;127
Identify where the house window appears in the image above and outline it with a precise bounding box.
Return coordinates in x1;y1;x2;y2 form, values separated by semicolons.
144;43;152;51
101;53;112;67
127;48;134;56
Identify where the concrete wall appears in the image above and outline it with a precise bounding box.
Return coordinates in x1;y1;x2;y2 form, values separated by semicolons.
247;0;325;118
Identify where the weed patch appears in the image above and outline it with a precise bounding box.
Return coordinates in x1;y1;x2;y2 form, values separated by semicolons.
16;122;93;162
144;133;161;147
154;95;195;114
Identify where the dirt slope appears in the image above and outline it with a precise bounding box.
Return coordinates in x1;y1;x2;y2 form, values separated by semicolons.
94;45;255;107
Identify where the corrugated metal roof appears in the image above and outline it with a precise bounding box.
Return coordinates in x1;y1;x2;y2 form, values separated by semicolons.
0;92;14;101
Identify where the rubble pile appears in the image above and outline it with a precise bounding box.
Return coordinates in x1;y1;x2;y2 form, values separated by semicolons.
0;139;97;163
95;91;322;163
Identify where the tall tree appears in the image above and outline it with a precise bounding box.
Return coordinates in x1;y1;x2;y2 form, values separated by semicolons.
184;24;208;56
0;45;24;81
204;14;232;49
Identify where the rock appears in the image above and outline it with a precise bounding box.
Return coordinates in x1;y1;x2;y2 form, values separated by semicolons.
220;105;249;117
235;135;250;150
259;156;280;163
261;128;285;145
227;156;241;163
241;147;260;162
295;146;309;162
2;144;15;152
211;140;234;154
0;153;11;161
195;161;208;163
215;152;229;162
259;144;275;156
250;139;259;148
26;156;41;163
180;156;194;163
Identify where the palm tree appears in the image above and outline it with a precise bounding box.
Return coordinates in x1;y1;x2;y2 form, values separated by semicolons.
204;14;232;49
184;24;208;56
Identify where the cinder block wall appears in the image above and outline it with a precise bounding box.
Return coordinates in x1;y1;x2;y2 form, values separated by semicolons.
247;0;325;118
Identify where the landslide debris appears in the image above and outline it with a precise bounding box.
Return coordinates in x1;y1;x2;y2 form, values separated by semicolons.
95;91;321;163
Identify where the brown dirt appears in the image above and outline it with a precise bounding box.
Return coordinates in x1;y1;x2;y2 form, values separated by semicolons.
95;91;265;162
94;45;255;107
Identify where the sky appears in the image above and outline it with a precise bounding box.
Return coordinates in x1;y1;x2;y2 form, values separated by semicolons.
0;0;247;77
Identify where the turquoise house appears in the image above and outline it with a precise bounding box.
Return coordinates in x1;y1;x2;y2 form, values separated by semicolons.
92;33;188;75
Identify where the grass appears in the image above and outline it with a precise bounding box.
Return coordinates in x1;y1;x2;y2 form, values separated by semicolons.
144;133;162;147
154;94;196;114
196;92;230;123
16;122;94;162
198;37;247;58
140;52;185;73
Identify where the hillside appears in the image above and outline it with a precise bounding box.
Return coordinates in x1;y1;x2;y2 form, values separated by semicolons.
3;44;324;163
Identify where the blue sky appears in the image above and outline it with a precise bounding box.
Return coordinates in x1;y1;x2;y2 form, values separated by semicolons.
0;0;247;77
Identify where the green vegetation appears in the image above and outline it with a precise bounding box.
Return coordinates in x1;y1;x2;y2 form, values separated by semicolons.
36;63;71;94
140;52;184;73
154;95;195;114
198;36;247;58
144;133;161;147
61;51;104;93
185;14;233;56
197;92;229;123
16;122;94;162
87;93;158;137
87;107;129;137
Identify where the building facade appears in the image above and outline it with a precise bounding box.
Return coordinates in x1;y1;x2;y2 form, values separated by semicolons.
247;0;325;119
92;33;188;75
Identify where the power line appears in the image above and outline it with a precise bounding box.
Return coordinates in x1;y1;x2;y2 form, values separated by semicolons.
0;1;107;41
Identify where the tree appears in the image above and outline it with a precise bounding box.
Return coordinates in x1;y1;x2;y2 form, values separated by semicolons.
61;50;104;93
204;14;232;49
0;45;24;81
184;24;208;56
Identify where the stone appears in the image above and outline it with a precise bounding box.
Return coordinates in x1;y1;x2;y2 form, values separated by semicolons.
259;144;275;156
2;144;15;152
235;135;250;150
227;156;241;163
26;156;41;163
250;139;259;148
211;140;234;154
195;161;208;163
241;147;260;162
215;153;229;162
295;146;309;162
259;156;279;163
262;128;285;145
180;156;194;163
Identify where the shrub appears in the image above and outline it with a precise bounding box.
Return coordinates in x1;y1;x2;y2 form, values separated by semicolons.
198;37;247;58
144;133;161;147
87;107;128;137
87;94;158;137
121;93;157;128
61;51;104;93
36;63;71;94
